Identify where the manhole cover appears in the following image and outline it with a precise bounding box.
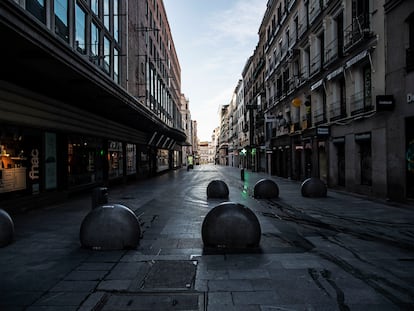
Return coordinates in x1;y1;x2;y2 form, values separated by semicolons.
93;292;204;310
143;261;197;290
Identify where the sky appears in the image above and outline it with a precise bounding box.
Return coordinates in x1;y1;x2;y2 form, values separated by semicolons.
163;0;266;142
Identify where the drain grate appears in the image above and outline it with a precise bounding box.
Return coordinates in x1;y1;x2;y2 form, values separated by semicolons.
142;260;197;290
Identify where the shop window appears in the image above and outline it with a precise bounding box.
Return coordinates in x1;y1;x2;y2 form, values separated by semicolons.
68;137;104;186
0;127;42;195
126;144;136;175
156;149;169;172
25;0;46;24
108;141;123;179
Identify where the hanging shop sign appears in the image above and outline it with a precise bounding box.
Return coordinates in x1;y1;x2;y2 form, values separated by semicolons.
376;95;395;111
355;132;371;142
317;126;330;137
407;93;414;104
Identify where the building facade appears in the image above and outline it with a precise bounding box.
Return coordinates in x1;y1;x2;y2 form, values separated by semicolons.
0;0;186;207
260;0;391;200
217;0;414;202
384;0;414;201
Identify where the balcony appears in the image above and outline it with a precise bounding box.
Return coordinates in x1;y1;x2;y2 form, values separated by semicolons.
343;15;373;52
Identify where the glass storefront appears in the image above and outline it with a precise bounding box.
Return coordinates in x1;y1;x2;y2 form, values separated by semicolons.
0;126;42;195
156;149;169;172
68;136;104;186
108;141;123;179
126;143;136;175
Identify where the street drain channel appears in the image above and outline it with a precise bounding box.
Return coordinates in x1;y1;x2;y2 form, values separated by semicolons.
142;260;198;290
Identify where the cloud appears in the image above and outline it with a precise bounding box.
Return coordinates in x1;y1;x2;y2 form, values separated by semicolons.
209;0;265;44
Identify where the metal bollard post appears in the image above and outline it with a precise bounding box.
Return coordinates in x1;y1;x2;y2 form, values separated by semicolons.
91;187;108;209
241;168;245;181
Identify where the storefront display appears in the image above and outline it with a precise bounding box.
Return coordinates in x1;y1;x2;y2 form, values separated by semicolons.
108;141;123;179
156;149;169;172
126;143;136;175
68;136;104;187
0;126;42;195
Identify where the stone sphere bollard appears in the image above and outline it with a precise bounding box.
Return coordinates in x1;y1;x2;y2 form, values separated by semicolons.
253;179;279;199
301;177;327;197
207;180;229;199
201;202;261;248
80;204;141;250
0;209;14;247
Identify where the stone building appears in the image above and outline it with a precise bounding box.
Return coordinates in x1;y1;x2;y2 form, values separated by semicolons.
384;0;414;201
0;0;185;207
260;0;394;200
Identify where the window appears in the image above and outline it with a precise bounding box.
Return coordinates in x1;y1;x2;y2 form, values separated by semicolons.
90;22;99;63
91;0;99;16
55;0;69;41
114;0;119;42
103;0;110;30
114;48;119;83
26;0;45;24
103;36;110;74
75;3;86;54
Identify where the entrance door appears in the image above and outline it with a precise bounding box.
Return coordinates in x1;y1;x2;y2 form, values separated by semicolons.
337;143;345;186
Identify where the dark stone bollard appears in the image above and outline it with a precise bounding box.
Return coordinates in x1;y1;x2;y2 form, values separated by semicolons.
202;202;261;248
253;179;279;199
80;204;141;250
0;209;14;247
207;180;229;199
91;187;108;209
301;177;327;198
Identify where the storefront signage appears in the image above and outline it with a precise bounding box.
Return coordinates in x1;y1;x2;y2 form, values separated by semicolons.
317;127;330;137
355;132;371;142
376;95;395;111
332;137;345;144
407;93;414;104
29;149;40;180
